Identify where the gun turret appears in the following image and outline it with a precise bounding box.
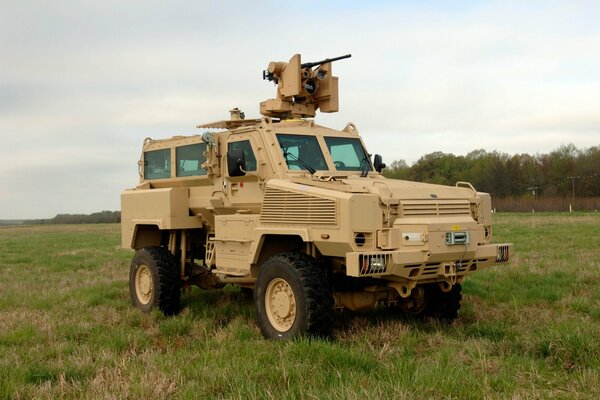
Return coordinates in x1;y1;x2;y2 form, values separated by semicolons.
260;53;351;119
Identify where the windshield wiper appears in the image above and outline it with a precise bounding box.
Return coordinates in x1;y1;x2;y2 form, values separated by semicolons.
283;151;316;175
359;155;370;177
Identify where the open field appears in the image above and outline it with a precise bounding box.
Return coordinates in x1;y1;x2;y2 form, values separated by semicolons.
1;214;599;399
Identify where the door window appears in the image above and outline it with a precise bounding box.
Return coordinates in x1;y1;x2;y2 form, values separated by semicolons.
176;143;208;177
144;148;171;179
228;140;257;172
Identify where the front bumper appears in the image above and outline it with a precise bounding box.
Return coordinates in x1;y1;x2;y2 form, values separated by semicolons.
346;243;512;280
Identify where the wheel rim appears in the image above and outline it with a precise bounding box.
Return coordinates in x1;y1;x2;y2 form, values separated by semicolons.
135;264;153;305
265;277;297;332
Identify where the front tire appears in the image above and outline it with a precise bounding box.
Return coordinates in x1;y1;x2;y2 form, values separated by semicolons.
421;283;462;322
255;253;333;339
129;247;181;315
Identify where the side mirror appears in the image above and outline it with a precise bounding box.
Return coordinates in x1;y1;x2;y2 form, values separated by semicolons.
373;154;386;173
227;149;246;177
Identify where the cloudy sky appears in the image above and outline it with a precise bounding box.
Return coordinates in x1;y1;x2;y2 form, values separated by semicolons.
1;1;599;219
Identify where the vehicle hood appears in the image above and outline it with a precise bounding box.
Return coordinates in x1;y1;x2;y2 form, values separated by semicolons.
287;176;478;201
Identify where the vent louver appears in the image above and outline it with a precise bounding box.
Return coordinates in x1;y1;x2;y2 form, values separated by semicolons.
260;187;337;224
400;199;471;217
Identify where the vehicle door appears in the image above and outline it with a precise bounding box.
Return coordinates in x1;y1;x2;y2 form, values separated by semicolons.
224;135;265;210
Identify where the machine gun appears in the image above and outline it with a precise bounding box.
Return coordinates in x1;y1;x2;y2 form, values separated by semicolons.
260;53;351;119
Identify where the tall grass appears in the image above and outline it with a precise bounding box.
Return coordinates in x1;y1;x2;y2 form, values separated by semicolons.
1;214;599;399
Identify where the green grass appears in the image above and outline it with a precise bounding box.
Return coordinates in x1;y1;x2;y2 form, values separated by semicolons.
1;214;599;399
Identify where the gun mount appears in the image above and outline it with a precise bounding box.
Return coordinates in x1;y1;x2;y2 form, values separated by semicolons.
260;53;351;119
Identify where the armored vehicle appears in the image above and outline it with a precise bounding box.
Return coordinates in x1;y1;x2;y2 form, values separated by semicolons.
121;54;511;339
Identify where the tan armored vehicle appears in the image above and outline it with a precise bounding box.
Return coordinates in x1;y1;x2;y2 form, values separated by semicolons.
121;54;511;339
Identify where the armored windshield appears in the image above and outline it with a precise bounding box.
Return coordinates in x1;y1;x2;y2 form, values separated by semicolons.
276;134;328;171
324;137;372;171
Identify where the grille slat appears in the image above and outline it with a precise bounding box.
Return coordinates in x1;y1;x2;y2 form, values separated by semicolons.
260;187;337;224
359;253;392;275
401;199;471;217
422;265;440;275
496;244;510;263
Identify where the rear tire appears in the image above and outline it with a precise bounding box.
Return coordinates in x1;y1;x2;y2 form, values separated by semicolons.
255;253;333;339
129;247;181;315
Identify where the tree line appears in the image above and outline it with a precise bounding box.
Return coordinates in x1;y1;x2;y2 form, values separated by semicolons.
383;144;600;199
37;211;121;224
4;144;598;225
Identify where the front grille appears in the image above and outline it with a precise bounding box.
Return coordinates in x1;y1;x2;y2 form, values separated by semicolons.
496;244;510;263
456;260;477;272
404;260;477;277
422;263;441;276
205;235;216;267
260;187;337;225
400;199;471;217
359;253;392;275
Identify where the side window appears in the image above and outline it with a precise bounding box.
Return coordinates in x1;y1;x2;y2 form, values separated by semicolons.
144;148;171;179
176;143;208;177
228;140;257;172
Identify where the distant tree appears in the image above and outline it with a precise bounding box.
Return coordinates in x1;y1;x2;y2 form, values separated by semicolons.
575;146;600;197
46;211;120;224
541;144;578;196
384;144;599;199
409;152;469;186
383;159;410;180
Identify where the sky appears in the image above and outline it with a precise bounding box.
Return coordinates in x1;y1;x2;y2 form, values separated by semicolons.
1;0;599;219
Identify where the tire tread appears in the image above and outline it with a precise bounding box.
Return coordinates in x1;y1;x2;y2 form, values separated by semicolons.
256;252;333;338
130;246;180;315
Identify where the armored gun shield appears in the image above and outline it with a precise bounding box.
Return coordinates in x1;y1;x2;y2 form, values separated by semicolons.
260;53;350;119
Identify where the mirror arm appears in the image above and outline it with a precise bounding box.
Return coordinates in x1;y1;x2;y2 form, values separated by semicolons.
239;167;264;184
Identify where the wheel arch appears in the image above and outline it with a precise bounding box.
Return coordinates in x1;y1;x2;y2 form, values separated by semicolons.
131;224;163;249
251;234;306;277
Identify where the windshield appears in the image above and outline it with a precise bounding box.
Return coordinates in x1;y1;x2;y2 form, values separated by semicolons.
324;137;372;171
276;134;328;171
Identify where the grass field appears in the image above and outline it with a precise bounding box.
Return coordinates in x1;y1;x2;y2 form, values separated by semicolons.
1;213;599;399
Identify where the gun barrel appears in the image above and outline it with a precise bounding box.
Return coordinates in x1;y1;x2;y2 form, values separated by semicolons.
301;54;352;69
